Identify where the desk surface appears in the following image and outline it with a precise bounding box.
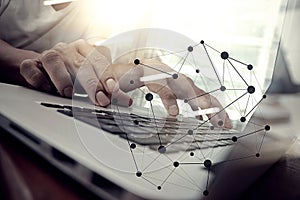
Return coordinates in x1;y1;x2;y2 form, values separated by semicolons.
0;129;102;200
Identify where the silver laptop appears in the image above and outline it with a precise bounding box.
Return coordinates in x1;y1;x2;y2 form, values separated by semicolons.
0;1;297;199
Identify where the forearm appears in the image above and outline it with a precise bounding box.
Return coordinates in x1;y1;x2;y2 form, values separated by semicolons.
0;39;39;85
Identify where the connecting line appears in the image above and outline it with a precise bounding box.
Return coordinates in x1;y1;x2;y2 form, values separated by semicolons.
160;167;177;187
204;43;221;53
244;95;251;116
202;44;222;86
177;166;203;190
177;52;189;74
195;92;248;130
227;59;249;86
116;106;139;171
244;96;264;118
149;101;162;146
213;155;256;165
258;130;267;153
225;88;247;91
142;154;162;172
192;134;206;160
153;82;169;95
179;162;204;165
206;170;210;190
222;60;226;84
165;132;190;148
237;128;265;139
148;49;187;60
141;176;158;187
140;63;173;76
228;57;248;66
186;88;220;102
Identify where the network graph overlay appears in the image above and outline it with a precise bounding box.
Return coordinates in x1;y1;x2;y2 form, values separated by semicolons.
74;29;272;198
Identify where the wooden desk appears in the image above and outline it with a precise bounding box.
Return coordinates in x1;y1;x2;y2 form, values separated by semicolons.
0;129;102;200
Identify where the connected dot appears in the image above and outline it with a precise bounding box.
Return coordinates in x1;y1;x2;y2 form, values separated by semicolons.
263;94;267;99
232;136;238;142
158;145;166;154
220;85;226;92
130;80;135;84
188;129;193;135
200;40;204;44
133;120;139;125
265;125;270;131
130;143;136;149
145;93;153;101
247;86;255;94
247;64;253;70
196;69;200;73
240;117;246;122
111;98;118;104
157;186;162;190
136;171;142;177
221;51;229;59
190;152;194;156
203;190;209;196
204;159;212;169
217;120;224;127
172;73;178;79
134;59;140;65
187;46;193;52
173;161;179;168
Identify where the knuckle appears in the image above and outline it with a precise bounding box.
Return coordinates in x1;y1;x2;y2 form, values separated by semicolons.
20;60;34;73
41;49;61;62
74;39;86;47
54;42;67;49
161;91;174;100
29;73;44;85
85;78;100;91
74;57;85;67
200;95;212;107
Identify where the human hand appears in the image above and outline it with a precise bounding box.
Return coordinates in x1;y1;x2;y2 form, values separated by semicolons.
19;42;231;128
20;39;132;107
111;59;232;128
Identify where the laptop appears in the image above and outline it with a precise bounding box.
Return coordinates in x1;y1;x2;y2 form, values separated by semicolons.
0;2;297;200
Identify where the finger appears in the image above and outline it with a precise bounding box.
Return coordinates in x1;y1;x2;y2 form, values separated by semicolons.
77;59;110;106
206;96;232;129
20;59;51;91
116;64;144;92
74;40;132;107
86;49;133;106
187;98;204;121
111;89;133;107
85;49;115;92
146;83;179;116
192;85;232;128
74;39;112;64
74;41;116;92
40;50;73;98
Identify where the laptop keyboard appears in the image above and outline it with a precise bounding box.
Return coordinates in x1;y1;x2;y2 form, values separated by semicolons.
41;102;237;153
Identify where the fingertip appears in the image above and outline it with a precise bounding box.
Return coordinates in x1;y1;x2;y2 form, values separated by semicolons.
106;78;119;93
63;86;73;98
224;120;233;129
96;91;110;107
168;104;179;116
